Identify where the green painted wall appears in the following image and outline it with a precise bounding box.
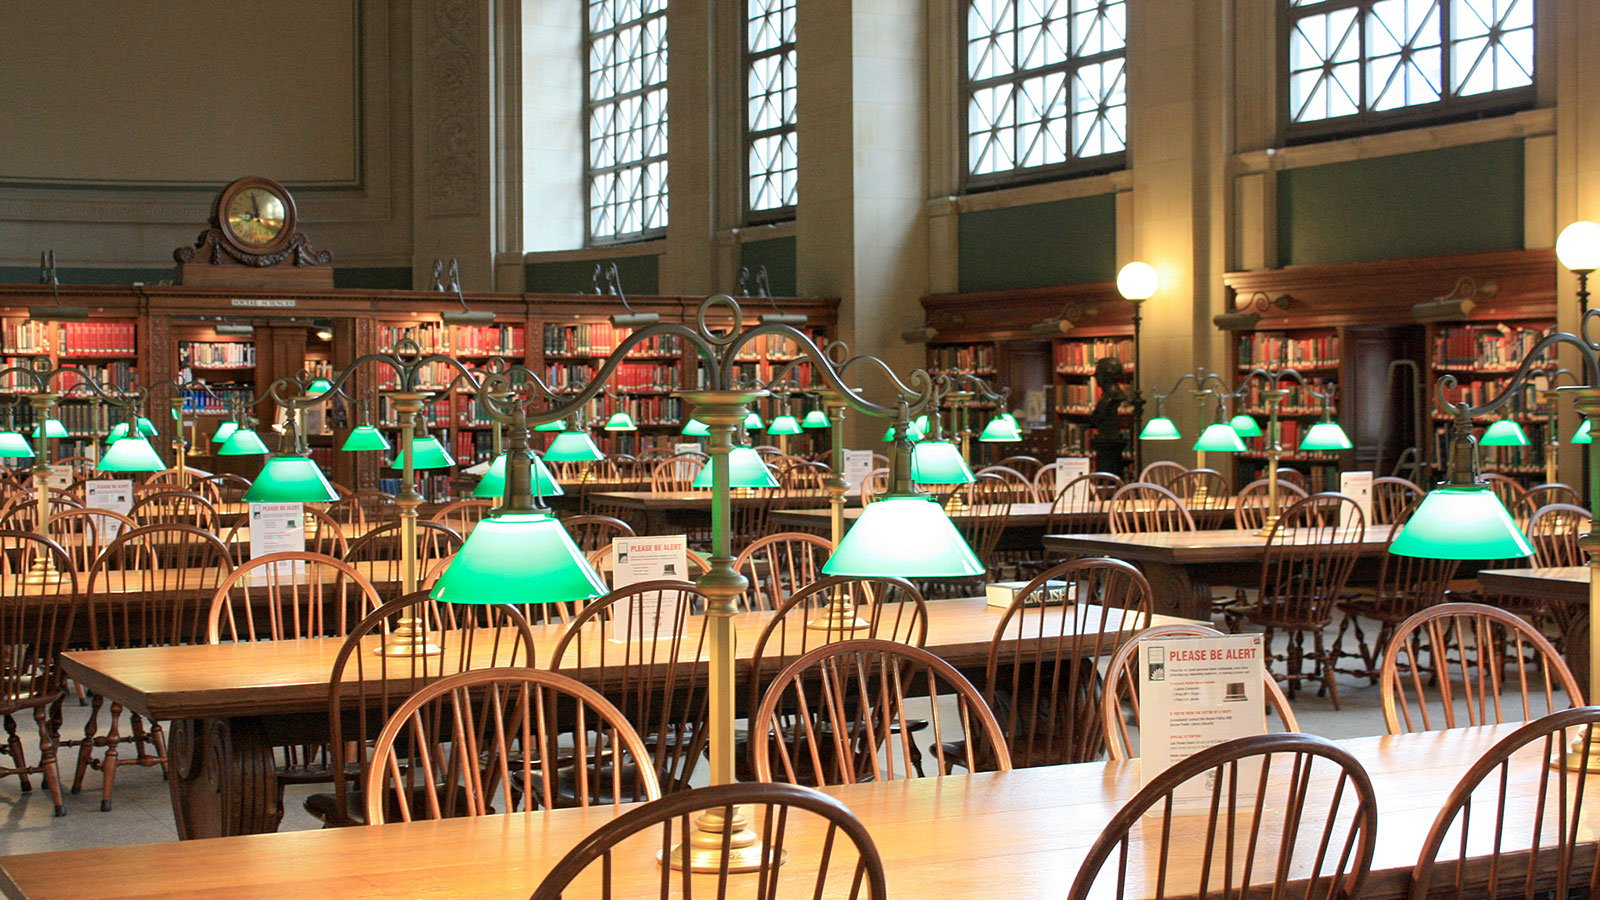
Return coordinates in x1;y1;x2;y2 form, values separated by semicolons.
958;193;1117;292
525;255;660;295
1278;140;1525;266
739;236;797;297
333;266;412;290
0;266;172;285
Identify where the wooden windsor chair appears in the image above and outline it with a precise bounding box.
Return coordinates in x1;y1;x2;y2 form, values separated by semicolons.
750;638;1012;785
1107;482;1195;535
427;498;493;534
732;531;834;612
341;520;464;604
527;782;888;900
562;513;636;555
363;666;658;825
304;592;537;827
0;531;79;816
1235;492;1366;707
1137;459;1187;490
1066;732;1378;900
1379;601;1583;735
1371;475;1426;526
1335;501;1459;682
129;489;220;532
1231;477;1308;531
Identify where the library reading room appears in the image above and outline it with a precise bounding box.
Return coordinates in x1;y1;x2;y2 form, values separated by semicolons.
2;1;1600;897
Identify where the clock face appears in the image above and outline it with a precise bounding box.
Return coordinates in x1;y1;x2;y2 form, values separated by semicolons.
224;187;288;247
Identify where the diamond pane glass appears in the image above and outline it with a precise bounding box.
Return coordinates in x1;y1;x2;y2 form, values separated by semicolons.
587;0;669;241
965;0;1125;182
746;0;797;214
1285;0;1535;132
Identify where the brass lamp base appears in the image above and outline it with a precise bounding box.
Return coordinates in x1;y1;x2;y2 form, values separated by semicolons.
373;616;443;657
24;555;66;585
1254;513;1280;539
662;806;783;873
805;595;870;632
1559;737;1600;773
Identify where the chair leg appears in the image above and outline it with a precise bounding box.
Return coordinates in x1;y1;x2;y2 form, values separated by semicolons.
1315;630;1341;710
4;712;30;793
33;704;65;816
71;693;103;795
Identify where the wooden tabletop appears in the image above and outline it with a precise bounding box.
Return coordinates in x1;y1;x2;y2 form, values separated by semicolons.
59;598;1185;722
771;503;1055;528
591;490;835;509
1479;566;1589;603
1;723;1584;900
1043;526;1397;563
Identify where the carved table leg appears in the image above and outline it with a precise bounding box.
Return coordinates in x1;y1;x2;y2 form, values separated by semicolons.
166;717;282;840
1141;563;1204;620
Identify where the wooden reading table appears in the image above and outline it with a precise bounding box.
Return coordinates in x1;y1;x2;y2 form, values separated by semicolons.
1043;526;1397;619
1;723;1589;900
59;597;1186;840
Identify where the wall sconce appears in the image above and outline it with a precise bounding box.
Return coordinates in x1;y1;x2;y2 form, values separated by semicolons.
1213;292;1292;331
1411;276;1497;323
1029;303;1098;336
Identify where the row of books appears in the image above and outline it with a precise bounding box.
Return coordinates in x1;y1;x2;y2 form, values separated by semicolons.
1237;380;1339;414
1433;324;1551;369
3;320;52;353
61;322;137;356
1235;332;1340;369
543;324;682;357
1437;377;1542;409
732;331;817;361
928;344;993;372
181;386;253;415
180;341;255;368
377;360;465;391
56;362;137;393
377;473;456;503
584;394;683;426
380;323;526;356
45;403;111;436
450;431;496;465
1054;339;1134;372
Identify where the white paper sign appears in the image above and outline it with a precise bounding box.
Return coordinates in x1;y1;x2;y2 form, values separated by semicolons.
45;465;73;491
1054;456;1091;506
841;449;874;497
1339;470;1373;530
248;502;306;583
1139;634;1268;810
672;443;704;486
83;479;133;541
610;535;689;642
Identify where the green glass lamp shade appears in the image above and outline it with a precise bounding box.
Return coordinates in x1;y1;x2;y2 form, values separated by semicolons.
978;414;1022;442
1229;414;1263;438
911;440;976;485
692;446;779;489
767;414;803;436
389;435;455;469
883;420;927;442
534;419;567;432
211;420;239;443
822;495;984;578
31;418;68;439
743;411;765;431
429;512;609;606
1388;484;1533;560
1574;419;1593;444
681;418;711;437
801;409;830;429
135;417;157;437
97;436;164;472
219;428;270;456
243;456;339;503
473;451;564;499
306;378;334;397
1299;421;1354;451
1194;423;1247;452
340;425;392;452
105;422;128;444
603;411;638;432
1479;419;1531;447
0;432;35;458
1140;416;1181;440
544;430;605;463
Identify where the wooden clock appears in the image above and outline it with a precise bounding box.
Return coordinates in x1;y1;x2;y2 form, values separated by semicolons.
174;176;334;288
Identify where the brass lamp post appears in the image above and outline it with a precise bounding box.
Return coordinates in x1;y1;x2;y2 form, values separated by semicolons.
1228;365;1344;535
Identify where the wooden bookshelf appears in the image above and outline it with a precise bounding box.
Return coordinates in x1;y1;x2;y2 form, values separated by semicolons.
0;314;139;462
921;282;1133;471
1223;249;1559;490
